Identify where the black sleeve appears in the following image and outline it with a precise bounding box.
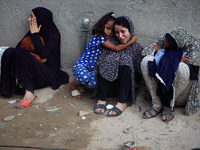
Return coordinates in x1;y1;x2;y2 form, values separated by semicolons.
30;33;43;54
189;64;199;80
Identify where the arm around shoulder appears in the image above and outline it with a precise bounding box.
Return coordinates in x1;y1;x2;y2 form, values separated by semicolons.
102;36;137;52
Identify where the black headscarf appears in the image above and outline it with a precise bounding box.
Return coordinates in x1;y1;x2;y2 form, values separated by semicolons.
32;7;59;43
114;17;131;33
165;33;178;50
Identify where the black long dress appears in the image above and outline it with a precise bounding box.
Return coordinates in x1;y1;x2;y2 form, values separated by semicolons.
0;7;69;97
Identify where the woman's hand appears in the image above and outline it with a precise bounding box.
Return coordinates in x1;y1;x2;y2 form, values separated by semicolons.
130;36;137;44
30;17;42;34
152;44;161;51
42;58;47;63
181;55;191;63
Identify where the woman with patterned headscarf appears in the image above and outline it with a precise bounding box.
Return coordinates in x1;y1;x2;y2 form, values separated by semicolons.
94;16;144;117
0;7;69;108
141;27;200;122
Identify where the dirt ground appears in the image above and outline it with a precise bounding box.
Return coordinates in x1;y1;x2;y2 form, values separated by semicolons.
0;71;200;150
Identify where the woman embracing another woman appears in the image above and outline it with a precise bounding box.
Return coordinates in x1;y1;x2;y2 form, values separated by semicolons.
94;16;144;117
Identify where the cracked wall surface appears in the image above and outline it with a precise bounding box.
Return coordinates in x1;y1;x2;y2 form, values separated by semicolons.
0;0;199;68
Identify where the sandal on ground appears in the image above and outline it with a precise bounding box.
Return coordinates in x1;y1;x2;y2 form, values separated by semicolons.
94;104;106;115
162;109;175;122
107;106;122;117
15;96;38;109
143;107;161;119
70;82;83;99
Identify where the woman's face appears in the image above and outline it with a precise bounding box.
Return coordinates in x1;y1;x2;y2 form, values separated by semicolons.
28;11;36;24
164;38;171;49
115;25;130;43
104;20;114;39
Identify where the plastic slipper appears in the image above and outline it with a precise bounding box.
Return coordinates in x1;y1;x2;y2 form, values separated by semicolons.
69;82;83;99
16;96;38;108
143;107;161;119
94;104;106;115
162;109;175;122
107;106;122;117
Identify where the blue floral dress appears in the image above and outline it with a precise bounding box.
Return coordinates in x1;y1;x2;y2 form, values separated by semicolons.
73;35;107;88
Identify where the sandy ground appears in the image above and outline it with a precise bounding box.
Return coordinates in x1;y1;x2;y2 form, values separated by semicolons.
0;68;200;150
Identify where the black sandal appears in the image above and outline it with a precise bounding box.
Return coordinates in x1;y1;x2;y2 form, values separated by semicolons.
162;109;174;122
143;107;161;119
107;106;122;117
94;104;106;115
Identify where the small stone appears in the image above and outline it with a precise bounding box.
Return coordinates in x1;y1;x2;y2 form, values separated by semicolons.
82;116;86;120
17;113;22;117
0;124;6;129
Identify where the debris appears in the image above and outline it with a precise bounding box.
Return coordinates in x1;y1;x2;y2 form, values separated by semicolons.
123;126;132;134
68;103;77;108
17;113;22;117
0;123;6;129
79;102;88;106
106;104;113;110
78;110;92;117
64;138;68;145
9;136;15;141
139;107;142;112
45;107;61;114
123;141;136;150
82;116;86;120
4;116;15;122
154;136;165;140
7;100;16;104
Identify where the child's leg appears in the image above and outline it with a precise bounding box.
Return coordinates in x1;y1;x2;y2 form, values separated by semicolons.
76;65;90;85
86;71;97;89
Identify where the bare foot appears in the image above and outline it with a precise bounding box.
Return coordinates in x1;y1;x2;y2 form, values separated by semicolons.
95;100;106;114
108;102;127;116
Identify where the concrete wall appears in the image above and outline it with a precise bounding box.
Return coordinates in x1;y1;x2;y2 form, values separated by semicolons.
0;0;200;68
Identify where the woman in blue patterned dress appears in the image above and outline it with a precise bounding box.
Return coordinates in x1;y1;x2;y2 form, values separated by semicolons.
94;16;144;117
70;12;137;99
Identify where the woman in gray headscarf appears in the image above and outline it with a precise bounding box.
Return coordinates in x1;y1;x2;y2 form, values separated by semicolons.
141;27;200;122
94;16;144;117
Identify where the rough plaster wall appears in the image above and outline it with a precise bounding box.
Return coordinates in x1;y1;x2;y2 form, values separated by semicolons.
0;0;200;68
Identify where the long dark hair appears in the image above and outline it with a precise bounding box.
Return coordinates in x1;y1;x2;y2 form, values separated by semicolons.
92;12;115;38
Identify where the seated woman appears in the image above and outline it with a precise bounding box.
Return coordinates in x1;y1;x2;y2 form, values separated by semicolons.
141;27;200;122
0;7;69;108
94;16;144;117
70;12;136;99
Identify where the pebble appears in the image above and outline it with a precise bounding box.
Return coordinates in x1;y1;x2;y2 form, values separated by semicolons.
0;123;6;129
82;116;86;120
17;113;22;117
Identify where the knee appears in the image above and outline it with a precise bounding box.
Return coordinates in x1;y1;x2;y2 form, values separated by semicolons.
88;77;97;88
141;55;154;70
78;73;90;83
142;55;154;63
